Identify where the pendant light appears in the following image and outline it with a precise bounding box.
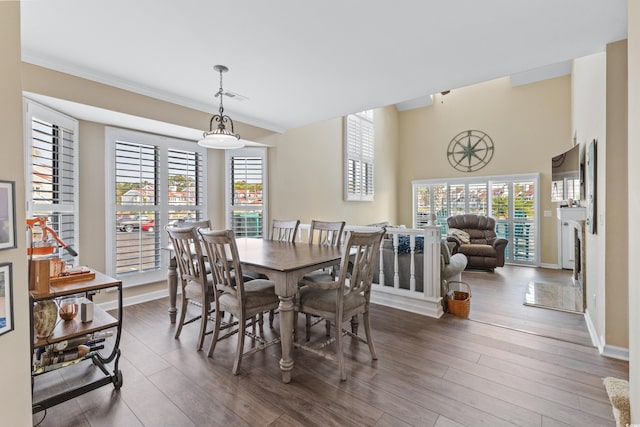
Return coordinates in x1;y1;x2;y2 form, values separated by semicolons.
198;65;244;149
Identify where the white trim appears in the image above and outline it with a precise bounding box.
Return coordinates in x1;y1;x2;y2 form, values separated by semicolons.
98;288;176;311
601;345;630;361
370;286;443;318
584;308;602;350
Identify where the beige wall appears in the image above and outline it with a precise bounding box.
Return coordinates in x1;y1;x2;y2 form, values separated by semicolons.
0;3;33;425
628;0;640;420
263;105;399;226
605;40;628;348
396;76;572;265
572;42;630;351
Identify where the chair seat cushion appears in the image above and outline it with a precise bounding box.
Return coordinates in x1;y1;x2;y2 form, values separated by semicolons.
457;243;496;257
299;286;365;314
218;279;278;312
299;270;334;286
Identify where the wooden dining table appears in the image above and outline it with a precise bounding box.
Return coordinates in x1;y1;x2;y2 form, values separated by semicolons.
166;237;344;383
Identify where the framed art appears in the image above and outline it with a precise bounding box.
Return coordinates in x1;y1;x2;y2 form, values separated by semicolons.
0;262;14;336
0;180;17;250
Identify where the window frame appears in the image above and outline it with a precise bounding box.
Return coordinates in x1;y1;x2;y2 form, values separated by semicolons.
24;99;80;265
344;110;374;201
105;127;207;287
225;147;268;238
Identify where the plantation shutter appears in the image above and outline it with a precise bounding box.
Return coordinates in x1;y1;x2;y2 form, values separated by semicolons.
345;110;374;201
25;100;79;265
226;148;267;238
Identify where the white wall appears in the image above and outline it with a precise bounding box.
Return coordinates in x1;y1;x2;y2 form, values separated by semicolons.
571;52;607;347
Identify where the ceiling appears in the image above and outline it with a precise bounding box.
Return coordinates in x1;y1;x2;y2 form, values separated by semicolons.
20;1;627;136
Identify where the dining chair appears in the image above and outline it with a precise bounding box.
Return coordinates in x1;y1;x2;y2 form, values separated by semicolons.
165;225;213;350
269;219;300;242
261;219;300;327
297;220;345;340
198;228;281;375
295;229;385;381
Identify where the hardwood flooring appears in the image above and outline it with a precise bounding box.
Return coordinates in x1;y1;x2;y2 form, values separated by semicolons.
33;266;627;426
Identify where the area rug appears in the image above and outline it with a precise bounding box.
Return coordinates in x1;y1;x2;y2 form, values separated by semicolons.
603;377;630;427
523;281;583;313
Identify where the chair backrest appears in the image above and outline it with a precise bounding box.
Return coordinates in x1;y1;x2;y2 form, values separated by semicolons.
336;229;385;302
309;220;345;247
198;229;246;303
165;226;207;285
269;219;300;242
447;214;497;243
172;218;211;230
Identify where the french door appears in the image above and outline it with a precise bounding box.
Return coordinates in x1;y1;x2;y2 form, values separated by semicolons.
413;173;539;265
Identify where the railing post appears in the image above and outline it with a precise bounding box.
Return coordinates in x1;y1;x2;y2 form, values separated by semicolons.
422;226;441;300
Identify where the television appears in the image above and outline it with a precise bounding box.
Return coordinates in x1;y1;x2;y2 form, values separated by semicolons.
551;144;582;203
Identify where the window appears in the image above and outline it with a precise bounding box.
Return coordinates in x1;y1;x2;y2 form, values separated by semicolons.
344;110;374;201
106;128;206;286
225;148;267;238
24;100;79;266
413;173;539;265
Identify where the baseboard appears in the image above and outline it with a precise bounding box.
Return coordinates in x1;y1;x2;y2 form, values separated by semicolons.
583;309;629;361
539;262;562;269
601;344;630;361
97;288;173;311
371;285;443;318
584;308;603;351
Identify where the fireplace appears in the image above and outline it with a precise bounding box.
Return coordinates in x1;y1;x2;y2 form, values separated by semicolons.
571;220;586;310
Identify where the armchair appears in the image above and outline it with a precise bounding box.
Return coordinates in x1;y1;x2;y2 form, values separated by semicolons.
446;214;508;271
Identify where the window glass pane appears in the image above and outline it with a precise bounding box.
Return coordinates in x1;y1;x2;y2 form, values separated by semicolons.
468;183;488;215
415;185;431;228
449;184;465;216
513;181;536;262
491;182;509;219
115;211;159;275
168;149;204;207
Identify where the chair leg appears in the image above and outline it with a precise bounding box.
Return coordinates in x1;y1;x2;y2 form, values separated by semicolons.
269;309;275;328
232;316;247;375
305;314;312;341
325;319;331;337
207;308;223;357
363;311;377;360
174;295;188;339
350;314;359;335
336;319;346;381
293;311;298;342
196;299;209;351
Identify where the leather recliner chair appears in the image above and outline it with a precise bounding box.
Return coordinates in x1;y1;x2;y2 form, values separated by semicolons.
446;214;508;271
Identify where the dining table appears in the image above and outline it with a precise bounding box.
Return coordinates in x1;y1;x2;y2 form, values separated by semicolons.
166;237;344;383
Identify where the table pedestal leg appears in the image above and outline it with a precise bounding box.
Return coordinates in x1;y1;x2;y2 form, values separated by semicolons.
167;257;178;324
278;295;294;383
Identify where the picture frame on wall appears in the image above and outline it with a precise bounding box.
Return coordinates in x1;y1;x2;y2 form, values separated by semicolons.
0;180;17;250
0;262;14;336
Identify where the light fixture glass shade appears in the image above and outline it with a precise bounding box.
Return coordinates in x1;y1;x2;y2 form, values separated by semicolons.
198;131;245;149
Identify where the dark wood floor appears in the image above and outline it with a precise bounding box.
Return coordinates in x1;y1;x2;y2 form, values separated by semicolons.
33;266;627;426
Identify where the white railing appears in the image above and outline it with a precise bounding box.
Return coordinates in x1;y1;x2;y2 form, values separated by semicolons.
297;224;443;318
